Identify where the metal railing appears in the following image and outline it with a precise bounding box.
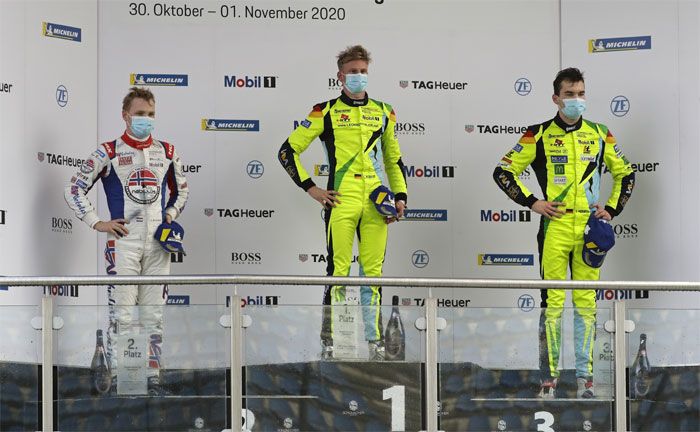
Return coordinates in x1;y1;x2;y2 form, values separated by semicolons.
5;274;700;290
3;275;700;432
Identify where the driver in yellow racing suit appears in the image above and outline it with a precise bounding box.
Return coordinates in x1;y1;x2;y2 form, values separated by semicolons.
278;45;407;361
493;68;635;398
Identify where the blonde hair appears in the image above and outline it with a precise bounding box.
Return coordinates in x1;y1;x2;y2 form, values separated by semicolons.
336;45;372;70
122;87;155;111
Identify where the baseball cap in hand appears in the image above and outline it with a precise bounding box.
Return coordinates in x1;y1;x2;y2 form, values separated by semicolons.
582;214;615;268
369;185;398;218
154;221;186;255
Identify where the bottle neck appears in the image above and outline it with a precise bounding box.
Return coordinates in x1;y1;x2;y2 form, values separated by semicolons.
96;330;104;347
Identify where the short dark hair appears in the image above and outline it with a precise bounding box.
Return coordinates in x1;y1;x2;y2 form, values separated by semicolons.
553;68;584;95
336;45;372;70
122;87;155;111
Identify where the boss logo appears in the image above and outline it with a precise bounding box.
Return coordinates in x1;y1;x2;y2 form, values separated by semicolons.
51;217;72;229
231;252;262;264
395;122;426;134
612;223;638;238
51;217;72;234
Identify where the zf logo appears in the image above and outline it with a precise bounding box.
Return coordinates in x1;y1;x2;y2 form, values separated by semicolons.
171;252;184;263
611;95;630;117
56;85;68;107
518;294;535;312
247;160;264;179
514;78;531;96
412;250;429;268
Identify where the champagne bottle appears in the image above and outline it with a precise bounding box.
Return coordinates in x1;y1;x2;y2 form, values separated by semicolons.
631;333;651;398
384;296;405;361
90;329;112;395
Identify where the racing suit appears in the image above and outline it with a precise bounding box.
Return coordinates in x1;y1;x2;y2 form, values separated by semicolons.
493;115;634;381
65;132;189;377
278;92;408;347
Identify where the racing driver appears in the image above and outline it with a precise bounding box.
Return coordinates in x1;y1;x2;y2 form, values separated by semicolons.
493;68;635;398
278;45;408;361
65;87;189;394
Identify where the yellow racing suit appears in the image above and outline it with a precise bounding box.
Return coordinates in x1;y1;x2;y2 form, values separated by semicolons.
278;92;407;347
493;114;634;380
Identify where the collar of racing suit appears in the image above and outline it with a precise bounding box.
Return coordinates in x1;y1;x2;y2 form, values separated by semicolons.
339;91;369;107
121;131;153;149
553;112;583;133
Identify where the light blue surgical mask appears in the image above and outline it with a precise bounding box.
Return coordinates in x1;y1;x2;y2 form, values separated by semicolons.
130;116;154;139
344;73;368;94
561;98;586;120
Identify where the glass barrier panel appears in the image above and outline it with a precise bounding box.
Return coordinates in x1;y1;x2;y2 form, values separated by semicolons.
243;299;424;431
0;305;40;431
628;308;700;432
55;303;230;432
438;305;613;432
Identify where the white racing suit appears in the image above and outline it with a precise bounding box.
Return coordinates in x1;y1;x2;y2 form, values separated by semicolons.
65;132;188;377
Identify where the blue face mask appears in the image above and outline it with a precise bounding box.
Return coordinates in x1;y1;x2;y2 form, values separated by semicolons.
344;73;368;94
561;98;586;120
130;116;154;139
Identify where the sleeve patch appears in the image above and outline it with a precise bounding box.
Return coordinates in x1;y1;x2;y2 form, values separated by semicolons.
605;130;616;144
161;141;175;159
101;141;116;159
309;104;324;118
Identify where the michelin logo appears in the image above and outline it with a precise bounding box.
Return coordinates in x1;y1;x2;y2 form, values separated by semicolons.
131;74;188;86
201;119;260;132
478;254;534;266
589;36;651;53
42;22;81;42
403;209;448;221
166;295;190;305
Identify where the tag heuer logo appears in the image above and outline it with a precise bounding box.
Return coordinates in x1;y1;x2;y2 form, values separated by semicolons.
298;254;308;262
399;80;408;88
465;124;475;133
204;208;214;217
37;152;45;162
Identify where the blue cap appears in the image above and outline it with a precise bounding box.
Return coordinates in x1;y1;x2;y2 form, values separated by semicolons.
369;185;398;218
154;221;186;255
582;214;615;268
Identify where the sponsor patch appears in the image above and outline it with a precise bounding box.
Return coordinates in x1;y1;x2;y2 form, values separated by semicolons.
80;159;95;174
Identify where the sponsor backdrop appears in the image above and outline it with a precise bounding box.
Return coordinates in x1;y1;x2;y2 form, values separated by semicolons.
1;0;699;367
